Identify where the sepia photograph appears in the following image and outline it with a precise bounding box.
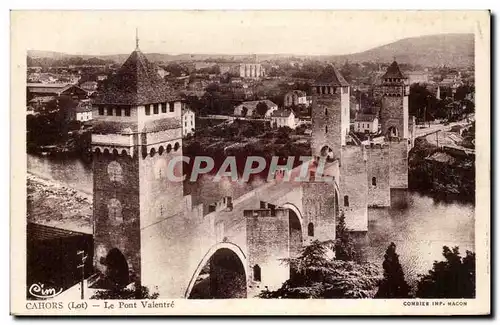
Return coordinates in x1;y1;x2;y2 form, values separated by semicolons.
10;10;490;315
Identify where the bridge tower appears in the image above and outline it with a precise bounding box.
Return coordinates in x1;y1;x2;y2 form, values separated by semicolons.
90;42;184;288
310;65;350;165
379;60;411;205
379;60;410;140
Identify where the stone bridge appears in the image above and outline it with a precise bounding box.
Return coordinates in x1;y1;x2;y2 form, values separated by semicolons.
136;162;340;299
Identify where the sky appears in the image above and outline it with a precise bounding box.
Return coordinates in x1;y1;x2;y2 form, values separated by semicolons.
11;11;479;56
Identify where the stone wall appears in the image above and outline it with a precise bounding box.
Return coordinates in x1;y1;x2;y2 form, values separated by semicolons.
245;209;290;297
380;95;409;139
366;144;391;207
302;182;337;244
92;151;141;281
340;146;368;231
389;140;409;189
311;93;342;160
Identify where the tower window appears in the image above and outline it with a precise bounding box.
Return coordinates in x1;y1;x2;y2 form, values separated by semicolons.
325;108;328;116
145;105;151;116
153;103;159;114
308;223;314;237
98;106;104;115
253;264;261;282
108;198;123;223
169;102;175;112
372;177;377;186
161;103;167;113
106;107;113;116
325;125;328;134
124;107;130;116
344;195;349;207
115;107;122;116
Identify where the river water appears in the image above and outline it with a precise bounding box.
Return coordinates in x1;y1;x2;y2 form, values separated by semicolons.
27;153;475;288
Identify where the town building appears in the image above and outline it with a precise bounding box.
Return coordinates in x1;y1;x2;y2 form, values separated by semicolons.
182;108;195;137
270;109;296;129
284;90;308;108
233;99;278;118
354;113;379;133
407;71;429;85
27;83;89;101
73;104;93;122
80;81;99;93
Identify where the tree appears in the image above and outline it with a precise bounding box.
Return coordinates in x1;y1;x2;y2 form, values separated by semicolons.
259;240;382;299
416;246;475;298
335;212;356;261
255;101;269;117
375;242;411;298
91;284;159;300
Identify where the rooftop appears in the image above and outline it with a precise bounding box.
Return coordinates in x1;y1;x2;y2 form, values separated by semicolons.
315;65;349;86
271;109;294;118
355;113;377;122
382;61;407;79
94;48;178;105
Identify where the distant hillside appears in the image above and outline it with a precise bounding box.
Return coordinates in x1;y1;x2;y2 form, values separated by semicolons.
331;33;474;67
28;33;474;67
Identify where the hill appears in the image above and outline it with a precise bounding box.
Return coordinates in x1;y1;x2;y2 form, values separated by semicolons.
27;33;474;67
332;33;474;67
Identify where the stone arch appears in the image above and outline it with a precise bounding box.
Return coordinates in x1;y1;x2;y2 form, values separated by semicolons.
95;148;101;154
103;148;110;155
185;242;247;299
307;222;314;236
387;126;399;138
319;145;335;162
103;248;129;288
112;149;118;156
121;149;128;156
282;202;304;267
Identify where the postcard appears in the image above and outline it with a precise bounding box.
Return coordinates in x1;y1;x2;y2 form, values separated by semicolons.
10;10;490;316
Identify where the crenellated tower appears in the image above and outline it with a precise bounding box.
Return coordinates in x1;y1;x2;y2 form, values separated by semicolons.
310;65;350;164
90;40;184;287
379;61;410;140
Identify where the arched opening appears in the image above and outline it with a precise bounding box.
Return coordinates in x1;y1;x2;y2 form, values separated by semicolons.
253;264;261;282
387;126;399;138
344;195;349;207
95;148;101;154
174;142;180;151
320;145;335;162
372;177;377;186
188;247;247;299
103;148;110;155
158;146;164;155
150;148;156;157
103;248;129;289
112;149;118;156
166;144;172;153
334;188;339;216
121;149;128;156
308;223;314;237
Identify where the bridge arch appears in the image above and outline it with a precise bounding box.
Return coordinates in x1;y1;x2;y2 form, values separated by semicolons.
184;242;247;299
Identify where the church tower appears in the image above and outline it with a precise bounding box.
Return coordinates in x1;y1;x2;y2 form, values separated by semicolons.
379;60;410;139
310;65;350;164
91;37;184;287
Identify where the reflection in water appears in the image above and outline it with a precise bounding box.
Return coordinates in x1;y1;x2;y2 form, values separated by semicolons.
27;154;475;288
367;193;474;287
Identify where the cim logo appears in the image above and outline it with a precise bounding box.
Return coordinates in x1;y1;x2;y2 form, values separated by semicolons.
29;283;63;299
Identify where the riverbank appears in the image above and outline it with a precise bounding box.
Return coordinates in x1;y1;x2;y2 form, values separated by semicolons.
408;138;475;204
27;173;92;234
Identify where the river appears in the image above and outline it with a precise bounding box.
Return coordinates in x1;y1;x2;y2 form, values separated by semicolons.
27;153;475;288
